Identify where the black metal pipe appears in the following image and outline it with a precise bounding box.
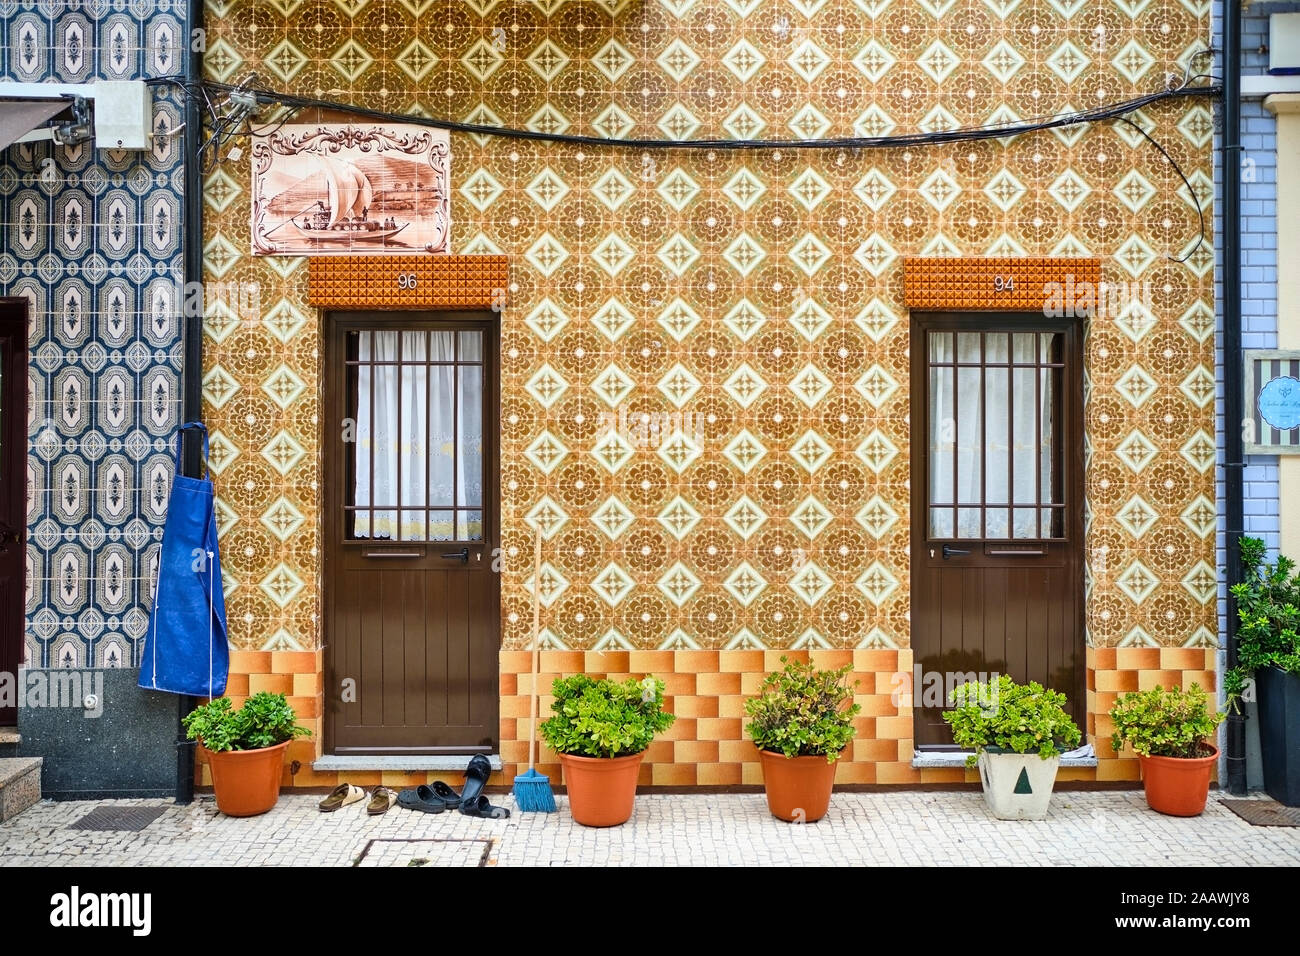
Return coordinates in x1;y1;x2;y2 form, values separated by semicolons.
174;0;205;806
1221;0;1247;795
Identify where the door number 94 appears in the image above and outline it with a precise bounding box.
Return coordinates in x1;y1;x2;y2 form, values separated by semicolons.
993;275;1015;292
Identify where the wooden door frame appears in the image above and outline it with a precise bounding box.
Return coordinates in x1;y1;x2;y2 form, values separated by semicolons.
321;309;502;756
0;298;28;725
908;311;1087;741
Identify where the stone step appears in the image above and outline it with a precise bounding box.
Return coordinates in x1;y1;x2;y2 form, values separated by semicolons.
0;727;18;758
0;757;42;822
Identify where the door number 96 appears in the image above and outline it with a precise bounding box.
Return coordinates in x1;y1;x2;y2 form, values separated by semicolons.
397;272;419;290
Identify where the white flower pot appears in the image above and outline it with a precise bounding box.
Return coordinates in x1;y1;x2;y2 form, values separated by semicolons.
977;750;1061;820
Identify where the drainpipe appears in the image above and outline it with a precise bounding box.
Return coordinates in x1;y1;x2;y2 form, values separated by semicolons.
174;0;205;806
1221;0;1247;796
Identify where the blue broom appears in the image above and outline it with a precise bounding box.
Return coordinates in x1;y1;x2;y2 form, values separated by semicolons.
514;529;556;812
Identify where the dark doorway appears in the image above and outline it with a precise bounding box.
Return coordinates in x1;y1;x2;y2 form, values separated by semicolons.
324;312;500;755
0;299;27;725
910;313;1085;749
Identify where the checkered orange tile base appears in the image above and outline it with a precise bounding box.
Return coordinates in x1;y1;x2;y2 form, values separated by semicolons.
201;646;1218;791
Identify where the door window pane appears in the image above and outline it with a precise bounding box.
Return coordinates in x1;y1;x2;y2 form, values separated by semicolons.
927;328;1067;541
984;367;1009;504
348;325;487;542
459;365;484;514
354;331;401;539
956;366;982;507
459;330;482;361
399;336;429;527
1011;367;1037;507
1041;366;1059;506
429;366;456;510
929;365;953;508
458;510;483;541
1012;332;1037;364
429;510;455;542
1013;507;1038;538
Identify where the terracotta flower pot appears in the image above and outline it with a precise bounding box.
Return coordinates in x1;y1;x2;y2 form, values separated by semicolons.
1138;744;1218;817
203;740;290;817
757;749;838;822
559;751;644;827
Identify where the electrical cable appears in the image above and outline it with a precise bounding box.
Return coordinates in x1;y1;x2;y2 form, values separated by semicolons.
1114;115;1206;263
203;78;1218;153
152;71;1220;258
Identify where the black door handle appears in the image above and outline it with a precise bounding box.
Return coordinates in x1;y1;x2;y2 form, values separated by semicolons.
942;543;971;560
440;547;469;563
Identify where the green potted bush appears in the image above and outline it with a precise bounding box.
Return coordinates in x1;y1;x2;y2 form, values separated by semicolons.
942;675;1081;820
182;692;311;817
539;674;675;827
745;657;860;822
1110;684;1224;816
1229;536;1300;806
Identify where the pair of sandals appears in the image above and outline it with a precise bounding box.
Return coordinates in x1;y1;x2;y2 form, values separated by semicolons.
396;754;509;819
319;784;397;816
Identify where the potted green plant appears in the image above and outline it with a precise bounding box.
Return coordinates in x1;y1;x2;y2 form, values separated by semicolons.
539;674;675;827
744;657;860;822
1229;536;1300;806
1109;684;1224;817
182;692;311;817
942;675;1081;820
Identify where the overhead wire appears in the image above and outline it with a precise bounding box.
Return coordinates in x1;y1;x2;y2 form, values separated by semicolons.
151;64;1220;261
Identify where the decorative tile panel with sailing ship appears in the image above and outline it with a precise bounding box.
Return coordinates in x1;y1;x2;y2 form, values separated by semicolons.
251;124;451;257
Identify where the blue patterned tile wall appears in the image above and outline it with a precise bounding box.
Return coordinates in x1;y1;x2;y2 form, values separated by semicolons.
1;0;189;670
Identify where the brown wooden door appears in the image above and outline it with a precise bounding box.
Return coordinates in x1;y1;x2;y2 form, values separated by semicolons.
324;312;500;755
0;300;27;725
910;314;1084;749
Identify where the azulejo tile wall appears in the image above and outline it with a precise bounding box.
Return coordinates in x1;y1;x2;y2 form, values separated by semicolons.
201;0;1217;778
2;0;188;670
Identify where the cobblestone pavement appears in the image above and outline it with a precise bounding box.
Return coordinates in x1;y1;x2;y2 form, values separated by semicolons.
2;791;1298;866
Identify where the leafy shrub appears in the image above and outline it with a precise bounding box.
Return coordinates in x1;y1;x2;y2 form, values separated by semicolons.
744;657;861;763
539;674;675;758
942;674;1081;767
182;693;311;753
1109;684;1224;759
1228;536;1300;712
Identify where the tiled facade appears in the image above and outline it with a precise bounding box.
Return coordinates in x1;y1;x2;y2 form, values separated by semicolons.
2;1;188;670
199;0;1219;788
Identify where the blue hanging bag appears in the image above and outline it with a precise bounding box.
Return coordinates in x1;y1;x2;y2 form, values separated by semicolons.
138;422;229;698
